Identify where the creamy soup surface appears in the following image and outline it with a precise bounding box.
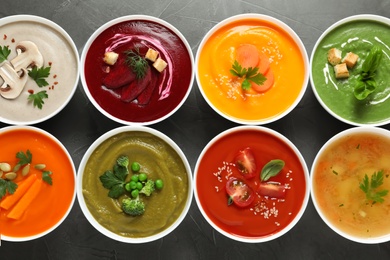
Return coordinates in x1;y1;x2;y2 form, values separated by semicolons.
0;20;78;123
313;132;390;239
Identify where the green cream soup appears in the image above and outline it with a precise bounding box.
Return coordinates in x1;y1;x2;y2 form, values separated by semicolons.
311;19;390;124
82;131;189;238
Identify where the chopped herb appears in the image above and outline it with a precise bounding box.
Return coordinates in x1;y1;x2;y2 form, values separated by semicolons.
0;178;17;200
339;204;344;207
359;170;389;204
332;170;339;175
354;47;383;100
28;90;48;109
28;66;51;87
260;159;285;182
124;48;148;79
0;45;11;63
16;150;32;166
356;144;360;149
42;170;53;185
230;60;266;90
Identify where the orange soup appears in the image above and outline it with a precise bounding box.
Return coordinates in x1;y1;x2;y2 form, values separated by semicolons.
0;127;75;240
195;128;308;239
312;130;390;240
197;17;306;123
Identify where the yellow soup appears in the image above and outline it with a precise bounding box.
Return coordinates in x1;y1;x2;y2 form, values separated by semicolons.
197;18;306;122
313;132;390;239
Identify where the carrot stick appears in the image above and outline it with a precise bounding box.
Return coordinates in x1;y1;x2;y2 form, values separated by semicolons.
7;179;42;220
236;44;259;69
0;174;37;210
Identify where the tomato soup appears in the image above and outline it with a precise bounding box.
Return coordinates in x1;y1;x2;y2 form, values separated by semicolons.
197;16;307;123
312;129;390;240
195;127;308;240
0;127;75;240
83;18;193;123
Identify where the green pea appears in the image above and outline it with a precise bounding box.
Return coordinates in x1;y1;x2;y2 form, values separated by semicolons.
155;179;164;189
125;182;132;192
129;181;137;190
136;182;143;190
131;162;140;172
131;189;139;198
139;173;147;182
131;174;139;182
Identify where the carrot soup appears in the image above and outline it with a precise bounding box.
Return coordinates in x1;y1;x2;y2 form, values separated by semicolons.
197;15;307;123
194;127;309;241
312;128;390;242
0;127;76;240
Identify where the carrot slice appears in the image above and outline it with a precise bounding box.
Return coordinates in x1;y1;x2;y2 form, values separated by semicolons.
0;174;37;210
258;52;271;75
7;179;42;220
251;69;275;93
236;44;259;69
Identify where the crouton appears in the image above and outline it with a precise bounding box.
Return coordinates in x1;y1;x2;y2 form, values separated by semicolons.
153;57;167;72
327;48;342;66
103;51;119;65
342;52;359;68
334;63;349;79
145;48;159;62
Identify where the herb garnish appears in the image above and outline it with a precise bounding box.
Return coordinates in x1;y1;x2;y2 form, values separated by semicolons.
230;60;267;90
0;178;17;200
124;48;149;79
354;46;383;100
99;155;129;198
16;150;32;166
359;170;389;204
0;46;11;63
28;90;48;109
42;171;53;185
260;159;285;181
28;66;51;88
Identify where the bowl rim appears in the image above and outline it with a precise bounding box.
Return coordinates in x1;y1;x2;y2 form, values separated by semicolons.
193;125;310;243
79;14;194;126
0;14;80;126
310;126;390;244
309;14;390;127
76;125;193;243
0;125;77;242
195;13;309;125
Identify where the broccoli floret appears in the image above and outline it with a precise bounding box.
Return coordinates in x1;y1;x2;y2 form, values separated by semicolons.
122;196;145;216
117;155;129;168
139;179;155;196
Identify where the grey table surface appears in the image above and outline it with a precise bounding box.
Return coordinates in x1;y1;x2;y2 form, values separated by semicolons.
1;0;390;259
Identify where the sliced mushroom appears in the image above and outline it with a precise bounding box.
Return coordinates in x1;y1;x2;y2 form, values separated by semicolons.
10;41;44;72
0;62;28;99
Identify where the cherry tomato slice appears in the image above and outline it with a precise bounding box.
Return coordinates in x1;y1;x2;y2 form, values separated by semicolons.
258;182;286;199
234;147;256;179
226;178;255;207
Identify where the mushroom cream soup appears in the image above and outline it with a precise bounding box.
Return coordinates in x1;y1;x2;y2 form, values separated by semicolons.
0;18;78;123
313;132;390;239
82;131;189;238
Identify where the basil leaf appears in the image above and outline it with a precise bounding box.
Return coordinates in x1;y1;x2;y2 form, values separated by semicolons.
260;159;285;181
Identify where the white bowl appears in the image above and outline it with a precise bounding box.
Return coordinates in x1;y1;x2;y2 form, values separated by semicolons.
0;15;79;125
311;126;390;243
194;125;310;243
310;15;390;126
77;126;193;243
80;15;194;125
195;13;309;125
0;126;76;241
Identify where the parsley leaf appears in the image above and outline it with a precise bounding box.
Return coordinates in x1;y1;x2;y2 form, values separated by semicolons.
359;170;389;204
230;60;266;90
0;46;11;63
28;66;51;87
0;178;18;200
28;90;48;109
99;156;129;199
42;170;53;185
16;150;32;166
354;47;383;100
